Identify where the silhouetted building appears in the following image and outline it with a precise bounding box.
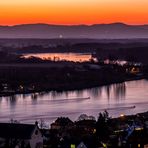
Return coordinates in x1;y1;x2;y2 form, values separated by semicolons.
0;122;43;148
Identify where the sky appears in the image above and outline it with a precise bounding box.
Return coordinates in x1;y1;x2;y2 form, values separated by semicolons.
0;0;148;25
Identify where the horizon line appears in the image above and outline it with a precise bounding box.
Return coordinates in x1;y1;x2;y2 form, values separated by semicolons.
1;22;148;27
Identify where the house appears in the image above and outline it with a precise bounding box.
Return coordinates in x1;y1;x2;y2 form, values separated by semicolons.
51;117;74;130
0;122;43;148
75;119;96;133
126;128;148;148
77;142;87;148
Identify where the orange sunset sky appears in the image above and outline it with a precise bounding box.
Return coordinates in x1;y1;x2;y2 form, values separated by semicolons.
0;0;148;25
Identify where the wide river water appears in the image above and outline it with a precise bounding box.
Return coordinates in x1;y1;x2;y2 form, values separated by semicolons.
0;79;148;125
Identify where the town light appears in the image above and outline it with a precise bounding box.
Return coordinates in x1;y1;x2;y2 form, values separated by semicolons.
120;114;125;117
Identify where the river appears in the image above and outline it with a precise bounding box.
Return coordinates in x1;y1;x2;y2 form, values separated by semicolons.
23;53;92;62
0;79;148;126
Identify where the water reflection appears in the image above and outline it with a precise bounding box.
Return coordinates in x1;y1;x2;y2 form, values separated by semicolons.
75;90;84;97
31;93;38;100
104;85;111;100
2;82;126;103
22;93;31;99
24;53;92;62
0;80;148;124
113;83;126;99
87;87;102;99
9;95;17;105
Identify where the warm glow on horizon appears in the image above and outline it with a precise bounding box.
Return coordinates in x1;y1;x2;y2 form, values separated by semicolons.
0;0;148;25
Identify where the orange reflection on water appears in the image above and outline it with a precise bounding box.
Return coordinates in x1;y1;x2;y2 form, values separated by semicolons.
24;53;92;62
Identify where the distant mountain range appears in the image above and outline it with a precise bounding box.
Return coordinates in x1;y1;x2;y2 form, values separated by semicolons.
0;23;148;39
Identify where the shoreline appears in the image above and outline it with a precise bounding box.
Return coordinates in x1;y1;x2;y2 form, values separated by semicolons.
1;109;147;126
0;76;144;97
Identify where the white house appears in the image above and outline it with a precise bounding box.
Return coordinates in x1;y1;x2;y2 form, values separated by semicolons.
77;142;87;148
0;122;43;148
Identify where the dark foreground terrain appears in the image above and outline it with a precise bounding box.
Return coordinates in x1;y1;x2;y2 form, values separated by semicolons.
1;110;148;148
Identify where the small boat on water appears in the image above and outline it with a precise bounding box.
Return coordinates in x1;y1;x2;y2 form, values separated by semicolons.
105;105;136;111
50;96;90;102
131;105;136;108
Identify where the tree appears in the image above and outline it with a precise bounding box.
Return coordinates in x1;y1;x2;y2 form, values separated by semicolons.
77;114;88;121
39;119;47;129
96;110;110;141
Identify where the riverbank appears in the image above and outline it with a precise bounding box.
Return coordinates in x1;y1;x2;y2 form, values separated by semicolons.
0;78;125;97
0;62;145;97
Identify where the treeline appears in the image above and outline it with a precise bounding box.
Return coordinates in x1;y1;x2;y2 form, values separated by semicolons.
0;64;127;95
95;46;148;65
1;40;148;54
